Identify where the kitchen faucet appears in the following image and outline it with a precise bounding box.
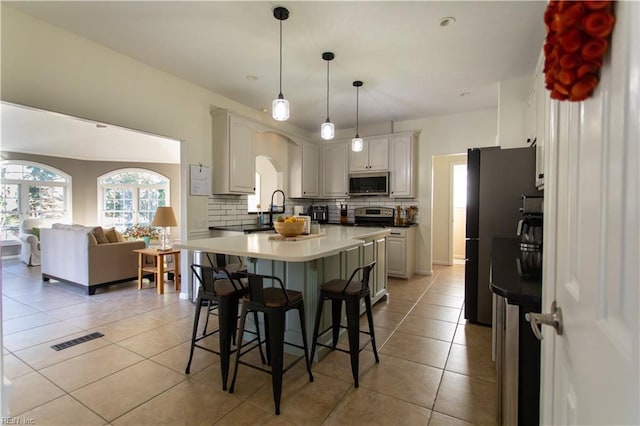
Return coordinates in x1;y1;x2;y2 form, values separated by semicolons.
269;189;286;227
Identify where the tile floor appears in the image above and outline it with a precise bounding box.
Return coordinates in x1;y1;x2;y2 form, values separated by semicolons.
1;258;496;425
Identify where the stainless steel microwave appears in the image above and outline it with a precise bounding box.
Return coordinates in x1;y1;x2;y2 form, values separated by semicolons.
349;172;389;196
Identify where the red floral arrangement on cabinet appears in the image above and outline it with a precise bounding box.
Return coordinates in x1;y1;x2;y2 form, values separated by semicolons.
543;0;616;101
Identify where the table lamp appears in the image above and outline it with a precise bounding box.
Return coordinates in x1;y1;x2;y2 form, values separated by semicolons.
152;206;177;251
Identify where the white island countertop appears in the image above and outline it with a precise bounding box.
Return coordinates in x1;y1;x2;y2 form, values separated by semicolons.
174;225;391;262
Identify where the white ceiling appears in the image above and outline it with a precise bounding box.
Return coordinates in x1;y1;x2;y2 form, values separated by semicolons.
3;1;546;160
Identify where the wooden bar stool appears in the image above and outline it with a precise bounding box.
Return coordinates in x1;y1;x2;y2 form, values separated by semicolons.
185;264;265;391
229;273;314;415
310;261;379;388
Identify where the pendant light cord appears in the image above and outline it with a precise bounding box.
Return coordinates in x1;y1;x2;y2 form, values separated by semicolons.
326;60;330;119
279;19;283;96
355;85;360;137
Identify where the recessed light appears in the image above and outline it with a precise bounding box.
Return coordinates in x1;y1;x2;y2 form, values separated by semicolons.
246;75;258;81
440;16;456;27
261;107;269;113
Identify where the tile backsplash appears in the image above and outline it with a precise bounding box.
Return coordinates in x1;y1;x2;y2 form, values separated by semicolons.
207;195;419;227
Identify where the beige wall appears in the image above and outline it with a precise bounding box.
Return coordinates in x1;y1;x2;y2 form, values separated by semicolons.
1;151;180;232
432;154;467;265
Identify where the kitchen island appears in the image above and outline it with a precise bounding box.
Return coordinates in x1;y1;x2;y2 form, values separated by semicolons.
175;224;390;358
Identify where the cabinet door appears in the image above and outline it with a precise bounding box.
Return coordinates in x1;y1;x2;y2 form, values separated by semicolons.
349;144;370;172
366;136;389;171
322;142;349;197
374;237;387;299
386;236;406;277
525;73;538;147
302;142;319;197
389;134;415;197
229;114;256;193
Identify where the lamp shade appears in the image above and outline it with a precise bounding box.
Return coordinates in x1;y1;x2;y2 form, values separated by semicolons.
151;206;177;227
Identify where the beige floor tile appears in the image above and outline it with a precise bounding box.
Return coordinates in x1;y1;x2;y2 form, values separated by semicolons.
18;394;107;426
2;297;40;321
112;379;241;425
429;411;474;426
8;371;65;416
418;293;465;309
373;296;416;314
13;331;111;370
40;344;144;391
364;309;406;331
380;331;451;369
453;322;493;348
245;369;350;424
385;284;428;302
2;312;64;335
117;323;190;357
323;386;431;426
215;401;289;425
359;354;443;408
192;360;270;399
311;346;377;386
428;284;465;298
13;291;89;311
62;307;141;329
46;301;116;320
445;343;496;383
433;371;497;425
152;340;219;375
2;352;35;380
97;313;167;342
2;321;86;352
409;303;462;323
70;360;185;421
396;316;457;342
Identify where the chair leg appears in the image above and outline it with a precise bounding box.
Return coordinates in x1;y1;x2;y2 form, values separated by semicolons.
310;296;325;363
229;303;249;394
264;315;272;366
253;310;267;365
202;300;212;336
297;303;314;383
185;294;203;374
218;295;239;391
345;298;361;388
364;294;380;363
331;299;342;348
267;309;286;415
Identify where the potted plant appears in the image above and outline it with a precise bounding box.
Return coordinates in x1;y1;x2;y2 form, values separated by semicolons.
123;224;160;247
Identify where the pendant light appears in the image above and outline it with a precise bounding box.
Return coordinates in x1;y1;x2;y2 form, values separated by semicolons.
351;80;364;152
320;52;335;140
272;7;290;121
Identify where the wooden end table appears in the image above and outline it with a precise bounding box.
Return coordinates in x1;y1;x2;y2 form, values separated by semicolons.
133;247;180;294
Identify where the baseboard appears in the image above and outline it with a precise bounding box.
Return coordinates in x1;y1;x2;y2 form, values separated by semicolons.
432;260;453;266
415;269;433;276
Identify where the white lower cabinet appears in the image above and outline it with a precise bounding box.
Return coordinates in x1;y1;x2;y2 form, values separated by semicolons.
386;226;416;278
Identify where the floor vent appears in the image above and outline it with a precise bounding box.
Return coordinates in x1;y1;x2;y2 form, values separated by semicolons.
51;332;104;351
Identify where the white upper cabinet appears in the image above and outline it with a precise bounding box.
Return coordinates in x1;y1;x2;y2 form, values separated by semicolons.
349;136;389;172
211;110;256;194
389;132;417;198
322;141;349;198
289;141;319;198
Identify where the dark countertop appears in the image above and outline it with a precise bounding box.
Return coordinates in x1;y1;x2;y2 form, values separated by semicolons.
490;237;542;307
209;224;274;234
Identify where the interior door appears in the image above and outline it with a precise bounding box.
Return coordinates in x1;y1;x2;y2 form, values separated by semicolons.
541;3;639;423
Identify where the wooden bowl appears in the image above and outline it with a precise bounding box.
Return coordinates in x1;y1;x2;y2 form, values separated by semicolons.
273;221;305;237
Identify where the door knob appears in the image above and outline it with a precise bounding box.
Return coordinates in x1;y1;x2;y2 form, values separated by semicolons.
525;301;563;341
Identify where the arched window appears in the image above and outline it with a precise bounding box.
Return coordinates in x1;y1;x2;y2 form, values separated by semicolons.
98;168;170;231
0;161;71;241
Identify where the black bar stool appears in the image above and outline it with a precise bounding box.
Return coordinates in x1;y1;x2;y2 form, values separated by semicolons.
229;273;314;415
310;261;379;388
185;264;265;391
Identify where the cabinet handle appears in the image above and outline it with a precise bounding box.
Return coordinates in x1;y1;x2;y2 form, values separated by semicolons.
538;173;544;179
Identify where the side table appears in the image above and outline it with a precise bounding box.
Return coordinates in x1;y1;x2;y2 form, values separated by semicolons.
133;248;180;294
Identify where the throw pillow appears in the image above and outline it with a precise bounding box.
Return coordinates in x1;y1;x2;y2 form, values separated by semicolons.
115;230;126;242
104;227;119;243
87;233;98;246
32;227;40;239
92;226;109;244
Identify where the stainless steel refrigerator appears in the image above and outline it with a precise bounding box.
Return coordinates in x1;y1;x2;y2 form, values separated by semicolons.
464;146;538;325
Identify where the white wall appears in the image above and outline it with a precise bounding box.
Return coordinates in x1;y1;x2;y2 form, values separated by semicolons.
394;109;498;275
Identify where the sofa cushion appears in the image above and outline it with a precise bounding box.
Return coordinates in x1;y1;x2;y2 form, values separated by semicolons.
104;227;119;243
87;233;98;246
92;226;109;244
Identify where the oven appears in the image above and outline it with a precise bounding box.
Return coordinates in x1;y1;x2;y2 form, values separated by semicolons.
354;207;395;227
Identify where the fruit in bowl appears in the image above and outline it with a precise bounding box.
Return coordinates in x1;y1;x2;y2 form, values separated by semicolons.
273;216;305;237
